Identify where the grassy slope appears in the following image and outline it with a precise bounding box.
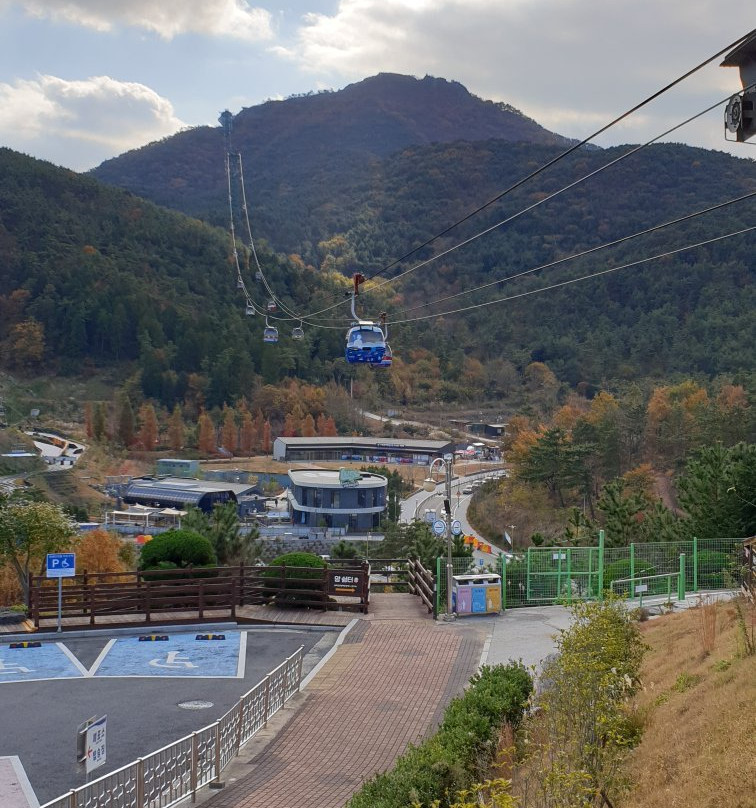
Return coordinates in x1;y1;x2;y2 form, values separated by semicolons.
620;598;755;808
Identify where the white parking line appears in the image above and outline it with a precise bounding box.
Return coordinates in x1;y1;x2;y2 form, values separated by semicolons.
87;639;116;677
56;643;91;677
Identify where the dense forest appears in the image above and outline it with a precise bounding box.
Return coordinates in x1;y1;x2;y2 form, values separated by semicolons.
0;73;754;419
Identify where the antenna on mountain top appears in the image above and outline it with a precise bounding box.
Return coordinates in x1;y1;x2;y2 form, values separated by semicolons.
219;110;234;152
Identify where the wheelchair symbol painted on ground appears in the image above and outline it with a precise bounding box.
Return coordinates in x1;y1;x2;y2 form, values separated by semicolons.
0;632;246;682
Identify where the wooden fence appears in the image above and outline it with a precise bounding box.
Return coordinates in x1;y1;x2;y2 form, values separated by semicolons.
407;558;435;614
28;562;370;627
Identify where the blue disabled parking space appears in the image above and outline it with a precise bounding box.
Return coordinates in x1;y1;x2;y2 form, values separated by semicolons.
93;631;244;678
0;641;86;683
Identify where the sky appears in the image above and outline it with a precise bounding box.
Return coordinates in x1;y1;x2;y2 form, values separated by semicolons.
0;1;753;172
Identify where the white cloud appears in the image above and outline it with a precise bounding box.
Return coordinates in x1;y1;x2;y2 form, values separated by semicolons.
284;0;754;151
0;75;186;170
17;0;273;40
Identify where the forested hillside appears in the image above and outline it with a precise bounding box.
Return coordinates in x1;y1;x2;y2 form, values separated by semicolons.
1;73;754;417
0;147;349;408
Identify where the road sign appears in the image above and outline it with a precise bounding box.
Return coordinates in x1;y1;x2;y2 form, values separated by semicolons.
432;519;446;536
46;553;76;578
85;715;107;774
451;520;462;535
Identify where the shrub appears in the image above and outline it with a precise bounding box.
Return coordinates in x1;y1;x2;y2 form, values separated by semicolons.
346;662;532;808
264;551;327;605
139;529;216;571
696;550;734;590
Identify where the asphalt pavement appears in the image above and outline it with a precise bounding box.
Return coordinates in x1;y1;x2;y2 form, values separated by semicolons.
0;624;339;805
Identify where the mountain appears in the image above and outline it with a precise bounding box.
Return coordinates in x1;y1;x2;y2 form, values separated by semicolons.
90;73;574;246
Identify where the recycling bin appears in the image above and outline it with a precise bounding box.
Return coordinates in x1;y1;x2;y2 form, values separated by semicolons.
451;573;502;616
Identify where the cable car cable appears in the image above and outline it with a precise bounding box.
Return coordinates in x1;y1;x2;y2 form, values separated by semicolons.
386;225;756;325
298;86;756;326
359;28;756;285
292;32;756;323
393;189;756;318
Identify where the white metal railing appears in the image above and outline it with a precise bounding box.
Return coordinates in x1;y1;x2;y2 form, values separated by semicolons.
40;647;304;808
611;572;682;602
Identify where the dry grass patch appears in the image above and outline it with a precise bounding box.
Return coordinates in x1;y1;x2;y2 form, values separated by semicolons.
619;597;755;808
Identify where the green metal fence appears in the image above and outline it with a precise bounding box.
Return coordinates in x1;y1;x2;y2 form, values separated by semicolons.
498;535;743;610
433;536;744;614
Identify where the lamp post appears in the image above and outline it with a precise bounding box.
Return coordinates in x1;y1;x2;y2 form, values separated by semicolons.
424;453;455;619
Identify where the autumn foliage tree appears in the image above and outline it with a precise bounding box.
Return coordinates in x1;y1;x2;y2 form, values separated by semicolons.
137;402;159;450
0;500;77;602
220;405;237;454
74;528;130;574
197;410;216;454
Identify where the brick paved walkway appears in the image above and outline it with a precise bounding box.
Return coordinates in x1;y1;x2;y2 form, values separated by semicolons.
201;594;486;808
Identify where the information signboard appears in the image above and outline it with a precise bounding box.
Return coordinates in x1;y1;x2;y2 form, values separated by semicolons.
327;569;367;596
46;553;76;578
85;715;107;775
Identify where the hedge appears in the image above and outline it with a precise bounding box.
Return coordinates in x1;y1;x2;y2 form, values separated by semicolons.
139;529;216;571
263;551;328;605
346;662;532;808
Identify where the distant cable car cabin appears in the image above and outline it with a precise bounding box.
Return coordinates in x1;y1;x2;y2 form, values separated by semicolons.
263;317;278;343
245;302;255;316
267;299;277;312
292;323;304;340
255;270;263;281
345;322;386;364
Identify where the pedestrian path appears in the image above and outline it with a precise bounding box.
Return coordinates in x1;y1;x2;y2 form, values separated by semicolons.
0;757;38;808
198;594;488;808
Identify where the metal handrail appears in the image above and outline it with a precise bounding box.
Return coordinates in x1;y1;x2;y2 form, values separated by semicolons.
39;646;304;808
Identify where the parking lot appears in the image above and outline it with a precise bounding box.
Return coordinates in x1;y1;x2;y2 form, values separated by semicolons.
0;625;338;804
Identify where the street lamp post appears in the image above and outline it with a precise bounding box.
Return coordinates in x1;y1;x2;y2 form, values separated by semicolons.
424;454;455;619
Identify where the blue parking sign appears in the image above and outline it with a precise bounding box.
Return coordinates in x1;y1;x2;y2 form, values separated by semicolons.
46;553;76;578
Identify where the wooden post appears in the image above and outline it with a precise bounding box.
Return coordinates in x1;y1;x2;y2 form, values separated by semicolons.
31;575;39;628
89;579;96;626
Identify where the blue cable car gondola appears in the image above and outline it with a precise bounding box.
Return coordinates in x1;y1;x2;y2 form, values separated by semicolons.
345;322;386;364
344;274;387;364
263;317;278;343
